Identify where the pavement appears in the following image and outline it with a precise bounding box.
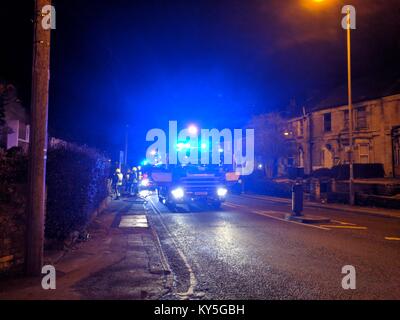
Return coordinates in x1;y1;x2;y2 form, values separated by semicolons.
0;197;172;300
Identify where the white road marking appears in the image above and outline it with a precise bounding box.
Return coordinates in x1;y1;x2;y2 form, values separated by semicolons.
148;197;198;299
225;202;330;231
331;220;357;226
226;202;372;232
252;210;331;231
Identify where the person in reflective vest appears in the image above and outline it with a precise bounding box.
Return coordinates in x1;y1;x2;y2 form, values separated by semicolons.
113;168;124;199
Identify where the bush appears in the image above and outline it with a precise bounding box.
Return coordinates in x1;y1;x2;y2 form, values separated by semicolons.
45;141;110;240
311;164;385;180
0;141;110;241
244;175;292;198
332;164;385;180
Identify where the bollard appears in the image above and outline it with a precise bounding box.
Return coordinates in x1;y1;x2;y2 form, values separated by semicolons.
292;181;304;216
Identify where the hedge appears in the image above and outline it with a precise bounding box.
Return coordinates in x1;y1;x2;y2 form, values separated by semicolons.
0;148;28;274
312;164;385;180
45;141;110;240
0;147;28;203
243;175;292;198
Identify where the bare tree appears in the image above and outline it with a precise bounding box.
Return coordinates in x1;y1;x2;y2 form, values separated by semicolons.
248;112;295;177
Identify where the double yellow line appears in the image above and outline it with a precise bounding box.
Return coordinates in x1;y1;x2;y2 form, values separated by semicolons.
319;225;367;230
385;237;400;241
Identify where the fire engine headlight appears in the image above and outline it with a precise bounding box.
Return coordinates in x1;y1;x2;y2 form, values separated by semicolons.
171;187;184;199
141;178;150;187
217;187;228;197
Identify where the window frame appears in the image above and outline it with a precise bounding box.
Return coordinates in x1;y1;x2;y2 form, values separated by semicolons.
358;143;370;164
323;113;332;132
356;106;368;130
343;110;349;130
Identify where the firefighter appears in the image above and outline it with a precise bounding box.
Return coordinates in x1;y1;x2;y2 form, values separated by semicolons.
131;166;139;196
125;169;132;194
113;168;124;200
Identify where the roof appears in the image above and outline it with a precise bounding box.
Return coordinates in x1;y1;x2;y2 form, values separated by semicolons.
308;76;400;112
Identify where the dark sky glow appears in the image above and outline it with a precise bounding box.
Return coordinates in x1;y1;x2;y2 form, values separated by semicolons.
1;0;399;162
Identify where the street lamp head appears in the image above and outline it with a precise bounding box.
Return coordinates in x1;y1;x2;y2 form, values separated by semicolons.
302;0;329;11
188;125;198;135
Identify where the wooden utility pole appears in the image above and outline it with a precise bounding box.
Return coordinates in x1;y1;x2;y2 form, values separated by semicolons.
26;0;52;276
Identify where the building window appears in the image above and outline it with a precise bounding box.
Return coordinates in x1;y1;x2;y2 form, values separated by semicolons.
320;150;324;166
298;120;304;136
298;148;304;168
343;110;349;130
18;123;30;142
296;120;304;137
356;107;367;129
323;113;332;132
359;144;369;164
397;148;400;167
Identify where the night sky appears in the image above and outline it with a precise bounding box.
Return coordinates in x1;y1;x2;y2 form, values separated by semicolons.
1;0;399;163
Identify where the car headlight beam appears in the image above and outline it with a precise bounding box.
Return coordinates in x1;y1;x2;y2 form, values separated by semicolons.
171;187;184;199
141;178;150;187
217;187;228;197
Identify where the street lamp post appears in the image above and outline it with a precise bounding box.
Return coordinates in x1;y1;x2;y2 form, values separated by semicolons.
310;1;355;205
346;7;355;205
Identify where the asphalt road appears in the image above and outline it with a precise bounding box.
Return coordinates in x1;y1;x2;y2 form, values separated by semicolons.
145;193;400;300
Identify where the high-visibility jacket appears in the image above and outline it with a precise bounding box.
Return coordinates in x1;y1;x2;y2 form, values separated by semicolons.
116;173;123;186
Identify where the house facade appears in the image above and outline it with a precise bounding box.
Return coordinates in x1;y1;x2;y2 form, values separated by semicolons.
0;83;30;152
285;93;400;178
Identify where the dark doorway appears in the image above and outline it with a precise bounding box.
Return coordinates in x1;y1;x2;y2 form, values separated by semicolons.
392;126;400;178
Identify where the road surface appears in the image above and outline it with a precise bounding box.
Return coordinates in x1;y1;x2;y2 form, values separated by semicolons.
145;193;400;300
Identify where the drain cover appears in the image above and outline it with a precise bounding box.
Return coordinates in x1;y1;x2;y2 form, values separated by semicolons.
119;215;148;228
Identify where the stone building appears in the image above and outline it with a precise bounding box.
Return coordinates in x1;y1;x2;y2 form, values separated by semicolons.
284;82;400;178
